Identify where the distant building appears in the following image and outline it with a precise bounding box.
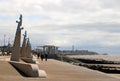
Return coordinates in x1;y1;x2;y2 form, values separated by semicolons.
34;45;59;58
58;50;99;55
0;43;12;54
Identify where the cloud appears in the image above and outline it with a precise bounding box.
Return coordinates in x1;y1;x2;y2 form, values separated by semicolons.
99;0;120;10
0;0;120;55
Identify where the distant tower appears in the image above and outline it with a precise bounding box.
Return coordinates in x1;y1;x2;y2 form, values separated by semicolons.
3;34;6;52
7;37;11;53
72;45;74;52
4;34;6;46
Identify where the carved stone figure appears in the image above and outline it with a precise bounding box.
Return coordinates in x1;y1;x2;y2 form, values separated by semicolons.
21;31;27;57
10;14;23;61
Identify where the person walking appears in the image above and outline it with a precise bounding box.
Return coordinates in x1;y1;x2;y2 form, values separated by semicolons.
37;52;40;59
45;53;48;61
40;54;44;61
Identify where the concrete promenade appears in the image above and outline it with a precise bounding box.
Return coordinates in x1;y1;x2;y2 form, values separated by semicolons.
38;59;120;81
0;56;120;81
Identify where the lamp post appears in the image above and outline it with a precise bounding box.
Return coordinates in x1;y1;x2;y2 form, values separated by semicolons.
4;34;6;46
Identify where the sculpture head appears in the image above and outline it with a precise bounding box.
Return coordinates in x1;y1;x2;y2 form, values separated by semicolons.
19;14;22;20
23;31;27;37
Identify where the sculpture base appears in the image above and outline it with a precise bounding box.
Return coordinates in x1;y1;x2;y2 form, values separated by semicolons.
21;57;36;64
9;61;47;78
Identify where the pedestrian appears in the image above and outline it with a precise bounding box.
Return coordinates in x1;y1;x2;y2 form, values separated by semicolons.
45;53;48;61
40;54;44;61
37;52;40;59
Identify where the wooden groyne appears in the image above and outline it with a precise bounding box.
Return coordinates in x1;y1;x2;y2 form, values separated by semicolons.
55;55;120;73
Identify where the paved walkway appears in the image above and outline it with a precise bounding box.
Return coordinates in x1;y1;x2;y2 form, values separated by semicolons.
0;56;120;81
38;59;120;81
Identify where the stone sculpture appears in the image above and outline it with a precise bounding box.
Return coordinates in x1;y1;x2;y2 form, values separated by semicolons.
10;14;23;61
10;14;47;78
21;31;27;57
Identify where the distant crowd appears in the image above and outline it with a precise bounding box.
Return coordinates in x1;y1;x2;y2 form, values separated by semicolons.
32;51;48;61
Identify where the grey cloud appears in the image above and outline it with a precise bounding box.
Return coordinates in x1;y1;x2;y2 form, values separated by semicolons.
0;0;120;55
35;22;120;33
79;44;120;55
60;23;120;33
99;0;120;10
62;0;101;12
41;0;100;13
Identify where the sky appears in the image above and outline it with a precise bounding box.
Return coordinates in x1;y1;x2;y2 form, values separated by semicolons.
0;0;120;55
